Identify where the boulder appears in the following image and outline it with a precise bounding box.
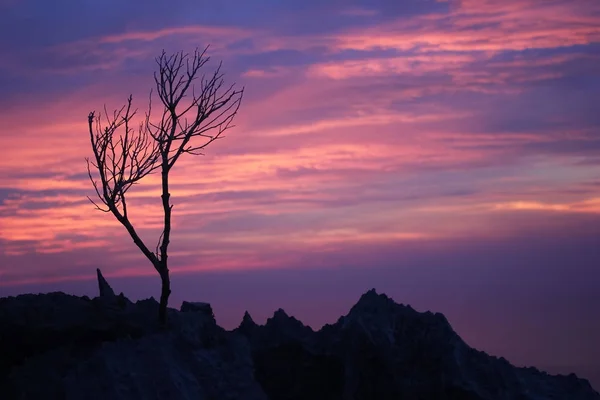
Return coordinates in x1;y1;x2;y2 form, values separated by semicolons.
180;301;214;318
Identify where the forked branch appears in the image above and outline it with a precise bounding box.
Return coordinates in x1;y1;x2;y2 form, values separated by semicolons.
149;46;244;170
86;95;159;217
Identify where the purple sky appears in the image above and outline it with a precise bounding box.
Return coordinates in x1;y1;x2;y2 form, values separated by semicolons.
0;0;599;388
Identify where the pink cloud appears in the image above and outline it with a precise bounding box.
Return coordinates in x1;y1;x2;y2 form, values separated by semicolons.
0;0;599;287
328;1;600;53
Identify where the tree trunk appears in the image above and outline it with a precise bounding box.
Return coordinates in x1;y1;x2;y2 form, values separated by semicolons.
158;267;171;326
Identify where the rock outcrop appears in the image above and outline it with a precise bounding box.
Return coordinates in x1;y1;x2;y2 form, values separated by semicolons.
180;301;215;322
0;273;266;400
0;280;598;400
236;289;600;400
96;268;116;298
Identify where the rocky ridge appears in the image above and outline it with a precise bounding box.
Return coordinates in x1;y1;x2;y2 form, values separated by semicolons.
0;270;598;399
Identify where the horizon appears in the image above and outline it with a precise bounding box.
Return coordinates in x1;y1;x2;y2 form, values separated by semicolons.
1;0;599;391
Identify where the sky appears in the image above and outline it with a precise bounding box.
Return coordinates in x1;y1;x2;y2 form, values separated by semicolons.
1;0;600;388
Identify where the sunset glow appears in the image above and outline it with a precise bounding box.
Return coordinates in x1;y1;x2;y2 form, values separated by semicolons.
1;0;599;386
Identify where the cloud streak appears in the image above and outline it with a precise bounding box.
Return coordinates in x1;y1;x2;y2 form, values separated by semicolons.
0;0;599;385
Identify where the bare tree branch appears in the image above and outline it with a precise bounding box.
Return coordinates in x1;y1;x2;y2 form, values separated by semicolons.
86;46;244;325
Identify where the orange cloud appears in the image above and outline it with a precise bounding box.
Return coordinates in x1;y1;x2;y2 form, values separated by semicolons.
494;198;600;213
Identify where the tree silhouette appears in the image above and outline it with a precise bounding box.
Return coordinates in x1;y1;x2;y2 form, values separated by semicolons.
86;47;244;325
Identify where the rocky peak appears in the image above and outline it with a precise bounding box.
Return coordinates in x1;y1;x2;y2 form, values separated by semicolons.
265;308;312;334
240;311;257;328
349;288;412;316
270;308;288;320
344;288;453;336
242;311;255;324
237;308;314;348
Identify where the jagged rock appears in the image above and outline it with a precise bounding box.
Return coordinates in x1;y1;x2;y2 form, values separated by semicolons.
235;307;314;354
96;268;115;298
237;311;258;334
239;289;600;400
264;308;313;340
0;289;598;400
136;297;159;307
242;311;255;326
0;292;266;400
116;292;133;310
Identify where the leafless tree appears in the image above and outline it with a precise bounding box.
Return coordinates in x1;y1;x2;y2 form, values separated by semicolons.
86;47;244;325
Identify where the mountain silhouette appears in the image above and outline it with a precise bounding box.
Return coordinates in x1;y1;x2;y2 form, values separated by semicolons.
0;274;598;399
